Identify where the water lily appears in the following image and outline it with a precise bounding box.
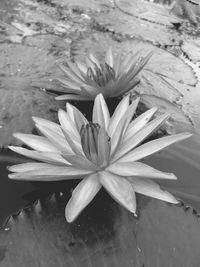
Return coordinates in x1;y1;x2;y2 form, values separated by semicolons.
55;48;152;101
8;94;191;223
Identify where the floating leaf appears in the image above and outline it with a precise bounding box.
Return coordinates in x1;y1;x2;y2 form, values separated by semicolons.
1;192;200;267
51;0;114;12
0;43;67;147
92;9;182;45
23;34;71;56
115;0;181;25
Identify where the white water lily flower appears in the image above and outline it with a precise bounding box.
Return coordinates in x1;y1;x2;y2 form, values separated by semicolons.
55;48;152;101
8;94;191;223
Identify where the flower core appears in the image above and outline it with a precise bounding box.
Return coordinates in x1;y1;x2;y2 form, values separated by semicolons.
80;122;111;168
87;63;115;87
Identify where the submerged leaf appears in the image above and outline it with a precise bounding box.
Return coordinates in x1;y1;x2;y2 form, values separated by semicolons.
1;192;200;267
92;9;182;45
0;43;67;147
115;0;181;25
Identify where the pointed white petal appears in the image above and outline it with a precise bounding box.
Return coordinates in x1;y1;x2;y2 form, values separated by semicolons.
62;154;97;171
119;132;192;163
128;177;179;203
66;103;88;132
57;78;82;90
93;94;110;130
65;173;101;222
61;127;83;156
8;163;92;180
108;95;129;138
58;63;84;84
107;162;177;180
113;113;170;161
75;60;88;75
55;94;91;101
99;171;136;213
88;53;101;68
32;117;63;136
13;133;59;152
8;146;70;165
110;97;140;155
105;47;114;67
35;124;73;154
124;107;158;140
58;109;81;143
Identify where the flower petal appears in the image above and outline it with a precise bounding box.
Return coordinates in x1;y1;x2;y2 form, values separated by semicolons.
113;113;170;161
55;94;91;101
105;47;114;67
13;133;59;152
118;132;192;163
92;94;110;130
58;109;81;143
58;63;85;84
107;162;177;180
128;177;179;203
8;146;70;165
62;154;98;171
65;173;101;222
32;117;63;136
66;103;88;132
88;53;101;68
110;97;140;155
35;124;73;154
99;171;136;213
108;94;130;138
124;107;158;141
8;163;91;180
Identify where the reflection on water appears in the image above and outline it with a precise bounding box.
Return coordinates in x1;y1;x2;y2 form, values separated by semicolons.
1;128;200;226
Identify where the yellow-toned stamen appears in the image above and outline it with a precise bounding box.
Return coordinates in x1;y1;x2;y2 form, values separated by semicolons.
80;123;111;167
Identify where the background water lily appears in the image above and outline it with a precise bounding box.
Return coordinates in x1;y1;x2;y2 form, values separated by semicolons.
8;94;191;223
55;48;152;101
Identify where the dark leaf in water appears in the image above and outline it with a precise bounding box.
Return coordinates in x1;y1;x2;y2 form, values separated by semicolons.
115;0;181;25
51;0;114;12
1;192;200;267
0;43;67;147
92;9;182;45
23;34;71;56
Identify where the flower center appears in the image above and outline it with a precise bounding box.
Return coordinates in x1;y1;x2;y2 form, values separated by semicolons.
80;122;111;167
87;63;115;87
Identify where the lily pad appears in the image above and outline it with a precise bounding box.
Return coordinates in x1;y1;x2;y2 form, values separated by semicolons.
115;0;181;26
0;43;68;147
51;0;114;13
1;191;200;267
92;9;182;45
182;39;200;63
23;34;71;56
